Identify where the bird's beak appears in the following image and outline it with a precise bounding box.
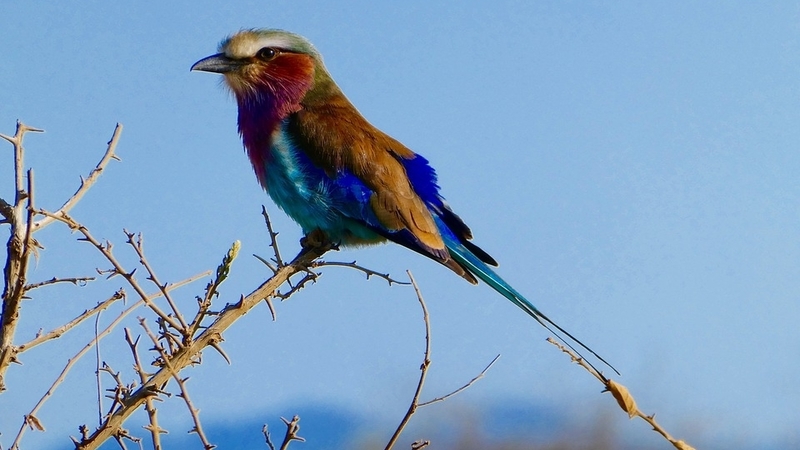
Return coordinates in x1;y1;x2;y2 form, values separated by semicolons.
190;53;245;73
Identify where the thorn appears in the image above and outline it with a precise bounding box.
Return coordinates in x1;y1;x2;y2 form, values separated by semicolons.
209;341;231;365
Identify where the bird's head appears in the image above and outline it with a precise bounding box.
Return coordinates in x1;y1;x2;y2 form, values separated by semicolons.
192;29;331;112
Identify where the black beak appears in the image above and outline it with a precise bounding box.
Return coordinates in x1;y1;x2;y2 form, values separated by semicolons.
191;53;245;73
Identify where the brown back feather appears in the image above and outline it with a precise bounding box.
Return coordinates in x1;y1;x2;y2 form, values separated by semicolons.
291;92;446;256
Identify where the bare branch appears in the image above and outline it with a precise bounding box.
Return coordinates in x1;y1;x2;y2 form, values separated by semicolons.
384;271;431;450
311;260;410;286
23;276;95;291
546;338;696;450
32;123;122;232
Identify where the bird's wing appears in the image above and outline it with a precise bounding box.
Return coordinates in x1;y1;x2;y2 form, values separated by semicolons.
288;98;446;258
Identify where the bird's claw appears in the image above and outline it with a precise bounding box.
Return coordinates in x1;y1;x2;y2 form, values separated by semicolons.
300;229;329;250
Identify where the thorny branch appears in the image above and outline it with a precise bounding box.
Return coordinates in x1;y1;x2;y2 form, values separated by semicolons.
73;242;333;450
140;319;215;450
16;290;126;354
31;123;122;232
9;274;206;450
37;209;185;333
125;329;166;450
311;260;410;286
260;205;284;270
23;276;96;291
260;416;306;450
125;231;189;333
546;338;696;450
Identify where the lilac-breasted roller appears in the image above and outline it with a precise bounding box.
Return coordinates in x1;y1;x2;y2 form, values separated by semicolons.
192;29;614;372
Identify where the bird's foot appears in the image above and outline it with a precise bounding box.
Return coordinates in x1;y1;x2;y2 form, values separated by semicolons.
300;229;330;250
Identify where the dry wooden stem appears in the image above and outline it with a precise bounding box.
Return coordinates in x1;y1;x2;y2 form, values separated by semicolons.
1;121;44;392
546;338;695;450
23;276;95;291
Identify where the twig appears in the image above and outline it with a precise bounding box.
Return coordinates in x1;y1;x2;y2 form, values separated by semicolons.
9;273;206;450
273;271;319;300
20;169;36;286
278;416;305;450
125;230;188;333
186;241;240;341
32;123;122;232
0;121;43;202
311;261;410;285
262;424;276;450
546;338;696;450
384;271;431;450
261;206;284;269
261;424;275;450
140;320;215;450
23;276;95;291
99;363;130;422
95;314;104;426
417;354;500;407
16;290;125;354
74;243;332;449
124;327;167;450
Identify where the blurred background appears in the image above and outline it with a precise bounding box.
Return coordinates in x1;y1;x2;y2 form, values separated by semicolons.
1;2;799;449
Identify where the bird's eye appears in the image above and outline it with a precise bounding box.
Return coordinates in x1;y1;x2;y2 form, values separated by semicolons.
256;47;279;61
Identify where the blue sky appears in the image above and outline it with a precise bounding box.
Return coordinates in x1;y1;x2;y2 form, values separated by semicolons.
2;2;799;449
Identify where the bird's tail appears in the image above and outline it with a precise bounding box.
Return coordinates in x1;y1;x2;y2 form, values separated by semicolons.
444;236;619;376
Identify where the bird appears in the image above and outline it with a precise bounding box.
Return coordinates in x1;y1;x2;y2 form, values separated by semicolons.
191;28;616;373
